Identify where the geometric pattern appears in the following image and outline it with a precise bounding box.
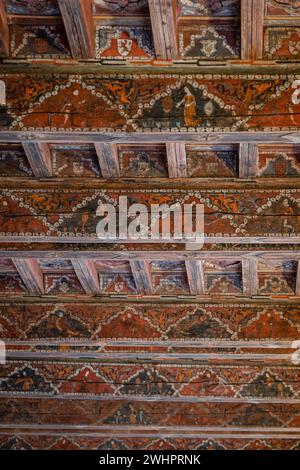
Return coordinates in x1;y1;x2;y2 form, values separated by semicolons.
0;189;298;238
0;73;299;132
1;303;299;342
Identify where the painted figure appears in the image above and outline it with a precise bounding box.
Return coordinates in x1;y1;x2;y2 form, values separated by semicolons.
176;87;199;127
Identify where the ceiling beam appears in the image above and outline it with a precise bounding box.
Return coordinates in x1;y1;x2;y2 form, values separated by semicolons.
1;131;300;145
185;260;205;296
22;142;52;178
12;258;44;295
241;0;264;60
0;1;9;57
239;143;258;177
94;143;120;178
252;0;264;61
296;261;300;296
241;0;252;60
148;0;178;60
2;251;300;261
130;260;153;295
58;0;95;59
242;258;258;296
71;259;101;295
166;143;187;178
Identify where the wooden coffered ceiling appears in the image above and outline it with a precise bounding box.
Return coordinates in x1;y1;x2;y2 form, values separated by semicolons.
0;0;300;452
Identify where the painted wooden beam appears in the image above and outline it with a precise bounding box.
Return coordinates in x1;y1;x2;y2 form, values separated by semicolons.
185;260;205;296
58;0;95;59
242;258;258;296
130;260;153;295
166;143;187;178
0;1;9;57
296;261;300;296
12;258;44;295
239;143;258;177
71;259;100;295
94;143;120;178
22;142;52;178
148;0;178;60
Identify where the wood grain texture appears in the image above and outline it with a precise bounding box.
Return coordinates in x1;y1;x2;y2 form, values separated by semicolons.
71;259;100;295
185;260;205;295
58;0;95;59
0;1;9;57
12;258;44;295
94;143;120;178
130;260;153;295
22;142;52;178
166;143;187;178
148;0;178;60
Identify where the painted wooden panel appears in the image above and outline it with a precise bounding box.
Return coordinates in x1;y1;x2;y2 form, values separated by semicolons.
119;145;168;177
96;26;154;60
0;434;299;450
6;0;60;16
0;144;33;177
178;0;241;17
204;260;243;295
44;273;85;295
259;145;300;177
257;259;297;295
0;189;298;240
0;396;299;426
93;0;149;16
0;273;27;294
264;27;300;60
186;145;239;177
10;24;71;58
1;361;299;399
178;21;240;59
1;303;299;341
51;144;101;177
265;1;300;16
1;73;300;131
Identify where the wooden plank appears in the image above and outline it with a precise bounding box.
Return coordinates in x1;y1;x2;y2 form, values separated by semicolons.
242;258;258;296
241;0;252;60
12;258;44;295
71;259;100;295
2;251;300;261
0;1;9;57
22;142;52;178
1;132;300;145
130;260;153;295
241;0;264;60
148;0;178;60
58;0;95;59
94;143;120;178
0;423;299;440
166;143;187;178
296;261;300;296
185;260;205;295
0;235;299;244
252;0;265;60
239;143;258;177
5;350;295;365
